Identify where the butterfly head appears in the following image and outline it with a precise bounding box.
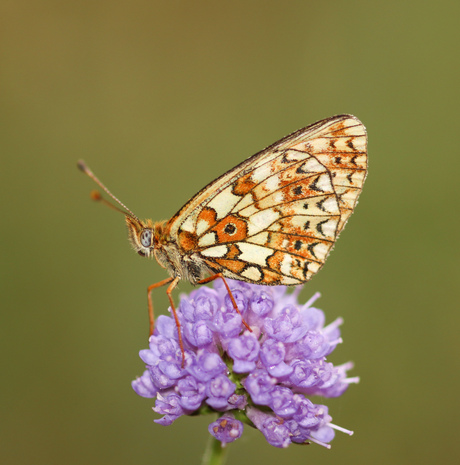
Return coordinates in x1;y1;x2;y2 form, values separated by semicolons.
125;217;159;258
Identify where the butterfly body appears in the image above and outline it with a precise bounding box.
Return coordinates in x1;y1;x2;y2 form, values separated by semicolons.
78;114;367;359
121;114;367;289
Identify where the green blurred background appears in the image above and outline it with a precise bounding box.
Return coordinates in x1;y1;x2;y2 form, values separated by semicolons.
1;1;459;464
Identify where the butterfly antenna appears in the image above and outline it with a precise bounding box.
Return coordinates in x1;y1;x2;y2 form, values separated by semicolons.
77;159;139;219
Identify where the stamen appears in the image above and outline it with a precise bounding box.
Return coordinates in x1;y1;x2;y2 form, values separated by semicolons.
328;423;354;436
323;317;344;334
291;285;303;299
304;292;321;308
337;361;354;371
307;436;332;449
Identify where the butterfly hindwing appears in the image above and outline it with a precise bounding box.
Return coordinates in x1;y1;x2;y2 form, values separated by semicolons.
169;114;367;285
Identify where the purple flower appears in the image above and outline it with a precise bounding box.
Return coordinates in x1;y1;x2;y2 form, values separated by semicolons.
260;338;293;377
133;280;358;448
208;413;244;444
224;289;248;314
250;290;274;317
153;389;184;426
177;376;206;411
205;374;236;410
287;360;319;389
183;320;214;348
227;331;259;373
243;369;276;405
187;350;226;382
264;305;309;342
180;288;220;322
131;370;158;398
246;407;291;448
269;386;297;417
211;307;243;339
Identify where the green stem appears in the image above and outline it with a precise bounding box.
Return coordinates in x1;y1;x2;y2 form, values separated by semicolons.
201;435;229;465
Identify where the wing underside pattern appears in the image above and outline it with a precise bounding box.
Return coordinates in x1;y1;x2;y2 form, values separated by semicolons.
170;115;367;285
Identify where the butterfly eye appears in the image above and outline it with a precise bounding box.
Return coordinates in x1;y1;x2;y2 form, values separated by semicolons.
140;229;153;248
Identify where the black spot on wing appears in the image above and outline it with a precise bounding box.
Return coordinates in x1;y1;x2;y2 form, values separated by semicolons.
303;261;310;279
307;242;319;259
309;176;322;192
316;198;327;212
293;185;303;196
296;161;313;174
316;219;329;236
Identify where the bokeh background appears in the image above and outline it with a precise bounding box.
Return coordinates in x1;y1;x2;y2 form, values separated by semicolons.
1;1;459;464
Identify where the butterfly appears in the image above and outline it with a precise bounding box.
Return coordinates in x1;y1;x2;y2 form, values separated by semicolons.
78;114;367;363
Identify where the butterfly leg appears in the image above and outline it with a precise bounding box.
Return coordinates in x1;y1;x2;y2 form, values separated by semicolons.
164;276;186;367
147;277;174;336
197;273;252;332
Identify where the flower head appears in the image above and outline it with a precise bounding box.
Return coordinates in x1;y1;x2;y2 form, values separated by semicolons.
132;280;358;448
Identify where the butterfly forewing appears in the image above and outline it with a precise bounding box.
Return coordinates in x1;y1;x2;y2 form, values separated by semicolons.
168;114;367;286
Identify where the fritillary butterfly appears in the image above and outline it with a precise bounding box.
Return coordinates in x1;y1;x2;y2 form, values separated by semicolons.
78;114;367;363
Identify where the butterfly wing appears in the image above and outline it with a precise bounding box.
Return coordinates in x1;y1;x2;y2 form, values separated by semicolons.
167;114;367;285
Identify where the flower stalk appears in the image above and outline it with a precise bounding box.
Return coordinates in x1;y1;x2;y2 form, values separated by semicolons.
201;431;228;465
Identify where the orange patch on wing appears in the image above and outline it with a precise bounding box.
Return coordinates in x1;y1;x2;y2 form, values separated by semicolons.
275;177;328;204
274;162;316;185
211;215;248;243
178;230;198;252
261;269;282;284
265;232;326;262
265;251;311;281
272;216;338;240
232;172;257;196
328;121;348;137
226;244;241;259
316;152;366;170
214;258;246;274
266;251;285;272
197;207;218;228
